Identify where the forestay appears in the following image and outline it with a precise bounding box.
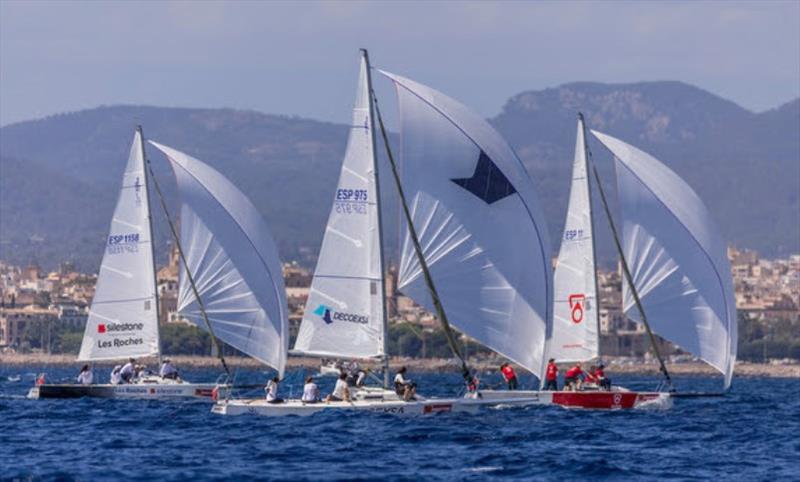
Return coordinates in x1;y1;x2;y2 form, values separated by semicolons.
592;131;737;389
379;70;552;379
149;142;288;376
293;56;386;358
79;130;160;361
548;117;600;363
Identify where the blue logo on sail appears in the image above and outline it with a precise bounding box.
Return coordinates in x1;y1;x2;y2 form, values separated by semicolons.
314;304;335;324
313;304;368;325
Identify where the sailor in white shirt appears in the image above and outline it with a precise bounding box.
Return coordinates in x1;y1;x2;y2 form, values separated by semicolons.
110;365;123;385
76;364;93;385
301;376;320;403
326;372;351;402
120;358;136;383
159;359;179;380
265;376;284;404
394;366;416;401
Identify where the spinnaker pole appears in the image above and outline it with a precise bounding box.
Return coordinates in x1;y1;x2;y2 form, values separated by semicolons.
371;87;472;384
583;116;673;389
137;126;163;366
143;138;231;377
361;49;391;390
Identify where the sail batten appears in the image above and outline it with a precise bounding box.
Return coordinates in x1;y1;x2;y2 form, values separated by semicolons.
149;141;288;376
592;130;737;389
78;130;160;362
379;70;553;380
293;55;387;359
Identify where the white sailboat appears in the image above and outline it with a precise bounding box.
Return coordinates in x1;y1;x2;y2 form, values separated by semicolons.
29;128;220;399
213;51;546;416
481;115;736;409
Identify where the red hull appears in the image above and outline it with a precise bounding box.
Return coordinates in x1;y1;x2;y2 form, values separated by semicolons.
551;391;663;409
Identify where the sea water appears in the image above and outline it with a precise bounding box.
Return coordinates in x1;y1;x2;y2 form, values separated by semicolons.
1;365;797;480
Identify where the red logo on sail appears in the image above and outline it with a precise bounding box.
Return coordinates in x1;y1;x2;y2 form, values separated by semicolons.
97;324;106;334
569;294;585;324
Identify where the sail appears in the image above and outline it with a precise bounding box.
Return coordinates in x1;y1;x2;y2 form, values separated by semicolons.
548;117;600;363
379;70;553;379
592;131;737;388
148;142;288;376
293;55;386;359
79;130;160;361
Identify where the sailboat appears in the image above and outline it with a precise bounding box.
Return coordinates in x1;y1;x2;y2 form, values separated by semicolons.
479;114;737;409
29;128;220;399
212;50;549;416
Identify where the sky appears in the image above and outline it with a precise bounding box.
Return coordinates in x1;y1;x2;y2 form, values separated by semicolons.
1;0;798;127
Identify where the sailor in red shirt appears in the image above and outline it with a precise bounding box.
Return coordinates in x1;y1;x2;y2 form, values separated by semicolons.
544;358;558;391
499;362;518;390
564;362;585;391
584;365;599;385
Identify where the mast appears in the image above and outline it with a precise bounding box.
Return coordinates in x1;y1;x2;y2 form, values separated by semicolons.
144;143;231;377
578;114;603;355
371;87;472;384
361;48;391;389
137;126;163;365
583;119;673;389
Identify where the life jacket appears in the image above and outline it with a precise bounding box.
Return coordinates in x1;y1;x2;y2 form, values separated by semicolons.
501;365;516;381
546;363;558;380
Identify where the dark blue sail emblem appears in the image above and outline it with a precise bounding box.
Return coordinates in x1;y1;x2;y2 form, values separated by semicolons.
451;150;516;204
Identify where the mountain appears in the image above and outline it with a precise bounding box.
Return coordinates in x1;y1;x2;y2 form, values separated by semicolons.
1;82;798;270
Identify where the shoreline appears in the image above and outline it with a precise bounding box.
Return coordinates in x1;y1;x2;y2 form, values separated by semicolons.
2;353;799;378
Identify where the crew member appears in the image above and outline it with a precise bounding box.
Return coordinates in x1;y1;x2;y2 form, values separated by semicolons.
265;376;284;404
564;362;585;391
544;358;558;391
326;372;351;402
500;362;518;390
110;365;123;385
301;376;320;403
76;364;93;385
585;365;599;386
596;363;611;390
394;366;416;401
120;358;136;383
159;359;179;380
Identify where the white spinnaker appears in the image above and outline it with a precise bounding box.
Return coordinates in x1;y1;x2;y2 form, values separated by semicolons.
549;117;600;363
149;142;288;376
293;56;385;358
79;130;160;361
380;70;552;379
592;131;737;389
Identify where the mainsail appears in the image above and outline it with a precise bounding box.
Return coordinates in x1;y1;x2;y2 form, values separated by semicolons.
148;142;288;376
293;53;387;359
379;70;553;379
79;130;160;361
592;131;737;389
548;116;600;363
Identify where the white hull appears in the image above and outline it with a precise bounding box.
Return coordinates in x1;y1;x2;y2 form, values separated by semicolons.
28;377;222;400
212;395;539;417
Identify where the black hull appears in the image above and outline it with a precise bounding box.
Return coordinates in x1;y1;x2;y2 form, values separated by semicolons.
33;384;116;399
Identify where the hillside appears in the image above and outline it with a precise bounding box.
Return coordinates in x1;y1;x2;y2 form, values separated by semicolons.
0;82;798;270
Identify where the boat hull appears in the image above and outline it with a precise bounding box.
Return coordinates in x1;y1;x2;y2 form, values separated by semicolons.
27;381;220;400
212;396;539;417
476;389;671;409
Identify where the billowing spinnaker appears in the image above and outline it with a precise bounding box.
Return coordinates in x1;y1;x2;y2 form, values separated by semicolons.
294;55;385;358
549;118;600;363
79;130;160;361
380;70;552;379
149;141;288;376
592;131;737;389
